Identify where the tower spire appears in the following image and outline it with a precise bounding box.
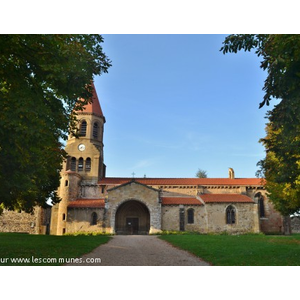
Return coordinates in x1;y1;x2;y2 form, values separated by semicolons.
81;82;104;119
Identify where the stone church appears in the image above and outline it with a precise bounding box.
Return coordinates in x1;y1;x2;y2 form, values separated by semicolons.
49;85;284;235
0;84;284;235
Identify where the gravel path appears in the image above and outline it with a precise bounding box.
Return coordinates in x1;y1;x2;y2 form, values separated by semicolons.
65;235;210;266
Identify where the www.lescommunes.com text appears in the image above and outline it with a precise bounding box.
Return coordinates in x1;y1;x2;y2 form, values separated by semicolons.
0;256;101;264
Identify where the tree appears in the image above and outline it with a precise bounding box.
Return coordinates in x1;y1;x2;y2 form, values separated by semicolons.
257;123;296;233
196;168;208;178
221;35;300;108
221;34;300;233
0;34;112;213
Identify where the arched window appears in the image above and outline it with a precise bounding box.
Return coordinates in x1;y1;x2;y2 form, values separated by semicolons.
255;192;265;218
91;212;98;225
187;208;194;224
259;198;265;218
93;122;99;139
78;157;84;171
71;157;76;171
226;205;236;224
85;157;91;172
79;120;87;136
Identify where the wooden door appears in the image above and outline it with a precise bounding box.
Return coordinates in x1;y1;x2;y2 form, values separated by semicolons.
126;217;139;234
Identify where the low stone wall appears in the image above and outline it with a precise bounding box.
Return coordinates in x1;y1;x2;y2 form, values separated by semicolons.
0;209;40;234
291;216;300;233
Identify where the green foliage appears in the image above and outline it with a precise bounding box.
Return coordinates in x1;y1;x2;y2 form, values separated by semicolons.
64;231;113;236
257;121;300;215
221;34;300;216
195;168;208;178
0;34;111;212
153;230;198;235
221;34;300;108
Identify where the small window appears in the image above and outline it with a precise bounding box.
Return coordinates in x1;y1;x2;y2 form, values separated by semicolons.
259;198;265;218
93;122;99;139
78;157;84;171
79;120;87;136
62;213;66;221
226;205;236;224
179;208;185;231
91;212;98;225
65;180;68;187
187;208;194;224
255;192;265;218
71;157;76;171
85;157;91;172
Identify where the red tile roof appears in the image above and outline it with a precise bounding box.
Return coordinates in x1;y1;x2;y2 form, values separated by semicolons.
161;197;203;205
200;194;254;203
99;177;265;186
68;199;105;208
80;83;104;117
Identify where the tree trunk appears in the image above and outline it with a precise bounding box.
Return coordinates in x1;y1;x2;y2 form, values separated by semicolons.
283;215;291;235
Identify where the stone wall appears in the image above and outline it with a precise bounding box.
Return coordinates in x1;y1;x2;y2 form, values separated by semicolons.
161;205;206;232
161;202;259;234
291;216;300;233
153;186;197;196
152;185;256;197
80;184;101;198
0;207;48;234
258;197;283;234
67;208;105;233
205;203;259;234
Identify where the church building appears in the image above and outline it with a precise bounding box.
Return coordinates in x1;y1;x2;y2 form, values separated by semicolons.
49;85;284;235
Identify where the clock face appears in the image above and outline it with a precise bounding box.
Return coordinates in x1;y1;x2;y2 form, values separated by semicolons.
78;144;85;151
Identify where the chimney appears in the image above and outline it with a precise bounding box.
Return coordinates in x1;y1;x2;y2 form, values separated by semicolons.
228;168;235;179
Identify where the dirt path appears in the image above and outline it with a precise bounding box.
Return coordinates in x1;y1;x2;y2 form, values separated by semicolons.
65;235;210;266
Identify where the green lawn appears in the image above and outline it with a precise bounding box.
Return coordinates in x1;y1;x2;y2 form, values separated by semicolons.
159;233;300;266
0;233;110;266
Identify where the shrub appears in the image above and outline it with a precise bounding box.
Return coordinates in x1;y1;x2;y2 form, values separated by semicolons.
64;231;113;236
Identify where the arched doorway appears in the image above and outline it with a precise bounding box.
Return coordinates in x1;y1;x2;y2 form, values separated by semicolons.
115;200;150;235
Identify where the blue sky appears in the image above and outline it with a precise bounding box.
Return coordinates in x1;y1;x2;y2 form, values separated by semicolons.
94;34;275;179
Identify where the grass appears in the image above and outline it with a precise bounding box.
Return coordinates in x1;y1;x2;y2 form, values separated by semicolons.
3;232;300;266
0;232;111;266
159;233;300;266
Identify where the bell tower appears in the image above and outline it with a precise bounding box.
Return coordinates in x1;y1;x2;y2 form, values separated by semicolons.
64;83;106;183
51;83;106;235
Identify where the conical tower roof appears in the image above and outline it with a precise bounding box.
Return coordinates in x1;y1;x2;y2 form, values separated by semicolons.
81;82;104;118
